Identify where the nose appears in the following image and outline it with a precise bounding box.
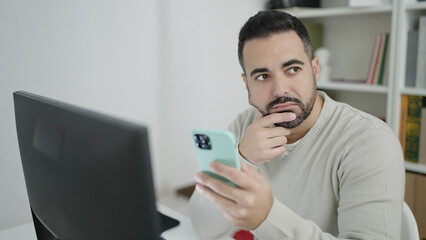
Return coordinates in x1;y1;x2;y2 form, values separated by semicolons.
272;74;290;97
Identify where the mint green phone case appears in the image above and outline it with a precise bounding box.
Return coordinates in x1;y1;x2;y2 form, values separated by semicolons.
192;128;241;185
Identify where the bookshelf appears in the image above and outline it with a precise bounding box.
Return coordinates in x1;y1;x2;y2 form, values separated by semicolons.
317;82;388;93
279;1;426;174
280;3;395;128
406;161;426;175
282;5;392;19
406;1;426;10
393;0;426;174
401;87;426;96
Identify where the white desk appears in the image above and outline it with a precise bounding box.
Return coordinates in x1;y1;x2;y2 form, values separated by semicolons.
158;204;199;240
0;222;36;240
0;204;232;240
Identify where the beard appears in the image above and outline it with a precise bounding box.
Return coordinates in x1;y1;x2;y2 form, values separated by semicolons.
248;76;317;129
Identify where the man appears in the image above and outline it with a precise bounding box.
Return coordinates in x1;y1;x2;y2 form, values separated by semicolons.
190;10;405;239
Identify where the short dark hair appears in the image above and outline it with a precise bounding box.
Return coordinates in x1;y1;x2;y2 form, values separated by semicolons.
238;10;313;72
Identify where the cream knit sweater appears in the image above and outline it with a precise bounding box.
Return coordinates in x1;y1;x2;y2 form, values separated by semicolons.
190;92;405;240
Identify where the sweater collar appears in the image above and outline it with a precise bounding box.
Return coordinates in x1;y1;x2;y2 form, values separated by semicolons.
285;91;335;157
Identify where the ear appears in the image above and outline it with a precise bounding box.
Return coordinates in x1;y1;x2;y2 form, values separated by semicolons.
241;73;249;90
312;56;320;83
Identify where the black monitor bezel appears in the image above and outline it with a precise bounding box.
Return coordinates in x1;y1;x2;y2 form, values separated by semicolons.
14;91;161;240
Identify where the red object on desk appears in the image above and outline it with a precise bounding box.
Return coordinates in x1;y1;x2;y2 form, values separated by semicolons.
233;229;254;240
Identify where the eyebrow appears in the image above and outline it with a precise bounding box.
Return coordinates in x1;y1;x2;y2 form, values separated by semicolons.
249;58;305;77
249;68;269;77
282;59;304;68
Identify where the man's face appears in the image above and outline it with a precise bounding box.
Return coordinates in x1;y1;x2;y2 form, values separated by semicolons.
241;31;319;129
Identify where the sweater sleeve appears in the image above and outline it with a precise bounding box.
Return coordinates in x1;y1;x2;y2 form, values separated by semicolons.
253;198;338;239
253;122;405;240
336;123;405;240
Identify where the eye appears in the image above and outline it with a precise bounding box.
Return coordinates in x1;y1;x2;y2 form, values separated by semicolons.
287;67;301;75
255;74;269;81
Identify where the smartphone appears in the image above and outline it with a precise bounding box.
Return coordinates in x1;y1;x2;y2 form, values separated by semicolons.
192;128;241;185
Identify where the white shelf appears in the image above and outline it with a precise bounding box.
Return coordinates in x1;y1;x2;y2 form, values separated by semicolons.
405;161;426;175
318;82;388;93
401;87;426;96
281;1;425;174
280;5;392;19
405;2;426;10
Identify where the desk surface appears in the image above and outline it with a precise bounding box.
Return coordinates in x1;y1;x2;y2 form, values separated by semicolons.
158;204;199;240
0;204;233;240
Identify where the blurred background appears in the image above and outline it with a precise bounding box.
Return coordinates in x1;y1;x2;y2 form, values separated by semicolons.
0;0;265;229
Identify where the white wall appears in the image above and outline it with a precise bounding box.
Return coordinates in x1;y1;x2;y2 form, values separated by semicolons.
0;0;267;230
160;0;264;190
0;0;162;229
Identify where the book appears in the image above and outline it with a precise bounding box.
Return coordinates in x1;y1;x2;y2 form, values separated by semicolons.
405;30;419;88
366;33;389;85
405;95;423;163
303;22;323;53
321;0;391;7
366;34;382;85
415;16;426;88
418;99;426;165
372;34;384;85
400;95;409;156
381;46;390;86
377;33;389;85
372;33;385;85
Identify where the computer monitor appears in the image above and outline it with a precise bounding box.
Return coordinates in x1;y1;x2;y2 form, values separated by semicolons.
14;91;178;240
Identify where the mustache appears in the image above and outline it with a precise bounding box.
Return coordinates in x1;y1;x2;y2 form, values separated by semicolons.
265;96;303;113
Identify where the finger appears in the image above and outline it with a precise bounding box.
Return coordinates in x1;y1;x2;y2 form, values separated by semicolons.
196;183;237;209
208;162;253;189
264;127;291;139
248;145;285;164
250;126;290;143
196;172;255;210
196;184;245;220
258;112;296;128
269;146;286;158
264;135;287;149
199;185;250;221
195;172;245;203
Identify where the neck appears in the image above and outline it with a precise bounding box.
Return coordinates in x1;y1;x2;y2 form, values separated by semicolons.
286;93;324;144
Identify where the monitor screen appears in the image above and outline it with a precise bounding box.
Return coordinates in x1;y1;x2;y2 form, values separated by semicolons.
14;91;175;240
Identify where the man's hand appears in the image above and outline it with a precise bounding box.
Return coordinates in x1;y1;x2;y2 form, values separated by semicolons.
195;161;273;230
238;112;295;165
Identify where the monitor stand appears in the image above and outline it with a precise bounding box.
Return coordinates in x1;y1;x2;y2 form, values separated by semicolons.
32;208;180;240
158;210;180;233
158;210;180;240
